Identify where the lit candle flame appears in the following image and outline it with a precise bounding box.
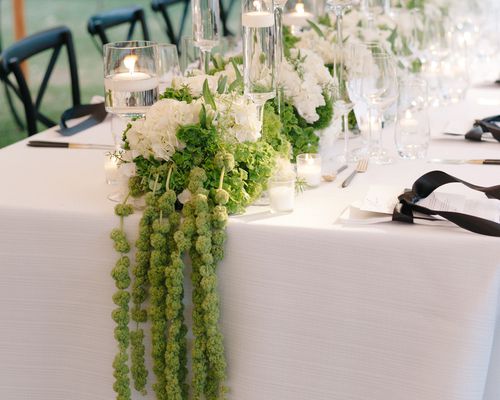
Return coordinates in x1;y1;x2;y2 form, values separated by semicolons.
123;55;138;75
295;2;305;14
253;0;262;11
405;109;413;119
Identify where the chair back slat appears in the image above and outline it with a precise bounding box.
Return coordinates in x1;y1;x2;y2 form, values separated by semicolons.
87;6;150;51
151;0;190;47
35;45;62;110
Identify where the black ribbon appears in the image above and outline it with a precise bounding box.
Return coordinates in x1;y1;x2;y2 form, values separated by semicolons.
58;102;107;136
393;171;500;237
465;115;500;142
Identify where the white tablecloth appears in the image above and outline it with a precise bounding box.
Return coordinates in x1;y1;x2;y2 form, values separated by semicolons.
0;86;499;400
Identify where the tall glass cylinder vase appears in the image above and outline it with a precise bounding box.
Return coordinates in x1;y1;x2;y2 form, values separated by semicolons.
192;0;221;73
242;0;276;127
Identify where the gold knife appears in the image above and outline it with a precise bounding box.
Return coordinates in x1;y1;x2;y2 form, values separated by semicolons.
28;140;115;150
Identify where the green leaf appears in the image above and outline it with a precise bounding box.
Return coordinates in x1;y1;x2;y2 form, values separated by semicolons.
307;20;325;38
217;75;228;94
200;104;207;128
231;58;243;81
202;79;217;110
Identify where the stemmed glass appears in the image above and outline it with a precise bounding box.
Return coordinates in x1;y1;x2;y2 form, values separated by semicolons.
326;0;358;49
274;0;289;115
242;0;276;127
158;44;181;92
360;52;398;164
192;0;221;73
361;0;384;28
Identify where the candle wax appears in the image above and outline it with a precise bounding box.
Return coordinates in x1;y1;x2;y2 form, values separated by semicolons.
269;185;295;212
242;11;275;28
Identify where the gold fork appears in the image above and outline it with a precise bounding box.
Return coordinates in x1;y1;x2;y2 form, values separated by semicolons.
341;159;368;188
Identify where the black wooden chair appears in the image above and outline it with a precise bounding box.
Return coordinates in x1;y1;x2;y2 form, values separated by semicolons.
151;0;190;48
87;6;151;51
151;0;235;48
0;26;82;136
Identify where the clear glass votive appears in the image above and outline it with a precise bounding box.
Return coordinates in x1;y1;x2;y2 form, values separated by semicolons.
296;153;322;187
103;41;159;117
104;153;120;185
268;180;295;213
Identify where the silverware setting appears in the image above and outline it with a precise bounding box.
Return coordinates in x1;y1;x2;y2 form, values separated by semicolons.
322;164;348;182
428;158;500;165
341;159;369;188
27;140;116;150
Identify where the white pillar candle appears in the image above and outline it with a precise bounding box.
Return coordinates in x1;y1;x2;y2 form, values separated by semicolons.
104;72;159;92
242;11;275;27
269;183;295;213
399;110;419;131
297;153;322;187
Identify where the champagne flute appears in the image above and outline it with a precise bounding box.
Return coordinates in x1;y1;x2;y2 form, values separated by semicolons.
192;0;221;73
242;0;276;127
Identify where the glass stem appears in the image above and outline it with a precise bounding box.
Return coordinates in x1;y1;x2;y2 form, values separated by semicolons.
201;49;211;74
368;107;373;155
274;5;284;117
256;102;266;131
378;112;384;159
342;112;349;162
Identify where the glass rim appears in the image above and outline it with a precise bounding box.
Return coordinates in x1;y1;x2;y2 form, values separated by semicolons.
103;40;158;50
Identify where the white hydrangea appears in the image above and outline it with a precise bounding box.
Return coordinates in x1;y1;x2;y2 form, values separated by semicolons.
280;49;332;124
126;98;202;161
296;28;337;65
213;93;262;143
171;62;240;97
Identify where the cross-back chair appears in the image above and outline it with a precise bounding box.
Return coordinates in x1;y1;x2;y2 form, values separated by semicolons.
0;26;81;136
87;6;151;51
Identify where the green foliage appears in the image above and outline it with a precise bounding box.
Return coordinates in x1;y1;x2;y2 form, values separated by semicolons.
160;86;194;103
317;14;332;27
278;101;323;160
262;102;292;158
283;26;301;58
110;204;133;400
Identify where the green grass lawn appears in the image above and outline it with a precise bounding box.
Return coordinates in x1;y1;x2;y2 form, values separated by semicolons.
0;0;240;148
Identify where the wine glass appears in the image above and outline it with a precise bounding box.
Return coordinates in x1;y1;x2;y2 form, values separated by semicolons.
346;42;387;157
242;0;276;126
158;43;181;92
192;0;221;73
326;0;359;48
361;52;399;164
331;50;354;165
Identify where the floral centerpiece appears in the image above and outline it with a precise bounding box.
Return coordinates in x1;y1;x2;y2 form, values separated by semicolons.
109;71;290;400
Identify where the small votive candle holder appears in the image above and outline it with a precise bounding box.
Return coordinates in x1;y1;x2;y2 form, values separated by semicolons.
268;179;295;213
104;153;120;184
296;153;322;187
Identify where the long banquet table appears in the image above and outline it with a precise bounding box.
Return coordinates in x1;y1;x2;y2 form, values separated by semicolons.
0;85;499;400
